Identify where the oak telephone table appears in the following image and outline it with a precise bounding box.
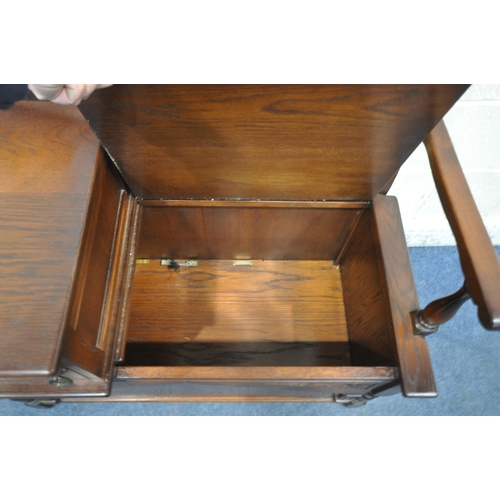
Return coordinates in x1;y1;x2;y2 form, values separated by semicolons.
1;85;499;407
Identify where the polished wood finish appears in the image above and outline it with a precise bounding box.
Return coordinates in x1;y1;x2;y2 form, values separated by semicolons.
1;370;109;398
79;84;469;201
140;200;369;209
113;199;141;364
125;260;350;366
2;86;485;404
372;195;437;397
424;120;500;330
0;155;134;397
61;149;131;384
61;366;398;402
136;205;362;261
0;102;136;397
0;102;100;379
339;207;397;366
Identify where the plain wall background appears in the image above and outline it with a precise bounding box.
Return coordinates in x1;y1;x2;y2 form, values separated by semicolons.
388;84;500;246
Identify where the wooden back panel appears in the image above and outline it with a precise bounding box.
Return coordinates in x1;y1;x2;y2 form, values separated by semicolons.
79;84;468;200
136;203;364;261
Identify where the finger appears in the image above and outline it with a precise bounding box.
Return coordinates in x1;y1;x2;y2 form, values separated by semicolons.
28;84;65;101
28;84;113;105
51;85;87;105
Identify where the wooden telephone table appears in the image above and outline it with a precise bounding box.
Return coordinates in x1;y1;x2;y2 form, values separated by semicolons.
1;85;499;407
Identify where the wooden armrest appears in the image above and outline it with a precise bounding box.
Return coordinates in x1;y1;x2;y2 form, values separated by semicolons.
424;120;500;330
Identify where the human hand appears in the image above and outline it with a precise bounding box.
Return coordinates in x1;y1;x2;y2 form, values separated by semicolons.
28;84;113;106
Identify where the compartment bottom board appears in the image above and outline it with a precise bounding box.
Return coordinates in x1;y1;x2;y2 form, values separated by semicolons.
124;260;351;367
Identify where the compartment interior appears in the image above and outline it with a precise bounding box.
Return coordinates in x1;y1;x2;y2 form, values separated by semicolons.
122;204;397;368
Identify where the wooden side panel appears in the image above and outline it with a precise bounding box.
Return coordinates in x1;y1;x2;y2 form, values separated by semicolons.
79;84;469;200
63;148;135;386
339;209;397;366
0;102;100;378
62;366;398;402
137;205;361;261
372;196;437;397
114;200;141;364
62;150;126;379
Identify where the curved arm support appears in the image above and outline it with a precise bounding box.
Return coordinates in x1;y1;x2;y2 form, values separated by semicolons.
424;120;500;330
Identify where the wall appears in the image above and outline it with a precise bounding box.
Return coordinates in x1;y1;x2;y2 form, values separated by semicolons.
388;84;500;246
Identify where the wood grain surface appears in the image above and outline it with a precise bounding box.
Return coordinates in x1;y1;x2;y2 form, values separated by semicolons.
61;150;130;383
68;366;398;402
0;102;100;378
140;199;368;209
136;205;362;261
125;260;350;366
2;87;473;403
372;195;437;397
339;208;397;366
78;84;469;200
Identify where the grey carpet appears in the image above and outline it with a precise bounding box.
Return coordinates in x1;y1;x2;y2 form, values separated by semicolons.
2;246;499;416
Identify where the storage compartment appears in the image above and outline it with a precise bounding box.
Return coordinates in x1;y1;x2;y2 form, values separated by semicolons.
120;202;399;371
3;86;480;404
70;84;460;402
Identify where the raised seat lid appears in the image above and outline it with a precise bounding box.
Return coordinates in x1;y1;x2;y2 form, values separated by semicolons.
79;84;469;201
